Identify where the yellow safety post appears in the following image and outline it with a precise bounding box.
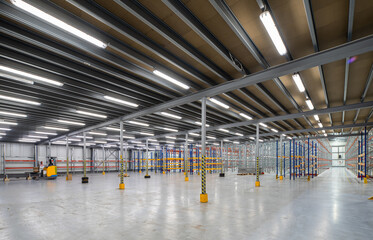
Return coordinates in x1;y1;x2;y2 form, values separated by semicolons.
364;178;367;184
200;97;208;203
255;124;260;187
144;139;150;179
102;145;105;175
119;121;125;190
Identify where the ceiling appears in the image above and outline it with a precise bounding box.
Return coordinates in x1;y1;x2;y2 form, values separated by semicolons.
0;0;372;147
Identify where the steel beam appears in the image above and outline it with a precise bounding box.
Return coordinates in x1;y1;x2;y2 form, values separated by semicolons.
354;65;373;123
45;35;373;143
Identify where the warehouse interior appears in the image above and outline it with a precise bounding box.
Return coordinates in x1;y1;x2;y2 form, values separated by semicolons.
0;0;373;239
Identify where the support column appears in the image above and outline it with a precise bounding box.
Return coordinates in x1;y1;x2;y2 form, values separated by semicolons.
200;97;208;203
145;139;150;178
119;121;125;189
66;136;71;181
125;141;129;176
163;146;166;174
185;134;189;181
279;135;283;180
276;140;278;179
102;145;105;175
220;140;225;177
307;138;310;181
255;123;260;187
82;132;88;183
364;127;367;184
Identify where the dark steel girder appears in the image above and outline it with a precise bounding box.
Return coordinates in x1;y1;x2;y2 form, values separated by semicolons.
44;36;373;143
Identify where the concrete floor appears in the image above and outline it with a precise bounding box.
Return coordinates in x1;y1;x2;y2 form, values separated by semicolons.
0;168;372;240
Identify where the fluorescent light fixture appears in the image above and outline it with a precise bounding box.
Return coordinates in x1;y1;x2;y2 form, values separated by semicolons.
153;70;189;89
11;0;107;48
259;11;287;55
259;139;264;142
218;128;229;133
209;98;229;109
322;130;326;133
19;138;39;142
0;72;34;84
292;73;305;92
235;132;243;136
89;132;107;136
162;127;178;132
130;141;142;144
0;111;27;117
136;144;145;147
223;139;231;142
0;133;6;136
249;137;255;140
189;133;199;136
0;65;63;86
306;99;314;110
105;127;124;132
324;133;327;137
318;122;323;128
282;134;286;137
0;128;11;131
0;95;41;105
314;115;320;121
271;128;278;133
206;136;216;139
213;143;219;146
148;139;158;142
27;135;48;139
75;135;93;139
57;119;85;126
104;96;138;107
44;126;69;131
160;112;182;120
239;113;252;120
78;143;95;146
68;138;81;142
76;110;107;119
128;121;149;127
0;121;17;125
165;136;176;139
194;121;210;127
123;135;135;139
106;138;119;141
166;141;175;144
259;123;268;128
187;139;193;142
233;141;239;144
287;136;292;140
139;132;154;136
35;131;57;135
94;140;107;144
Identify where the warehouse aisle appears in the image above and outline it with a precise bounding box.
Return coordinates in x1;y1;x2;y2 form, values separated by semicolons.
0;168;372;240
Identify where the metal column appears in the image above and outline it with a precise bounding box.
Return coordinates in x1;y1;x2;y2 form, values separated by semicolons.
66;136;70;181
185;133;189;181
255;123;260;187
82;132;88;183
200;97;208;202
145;139;150;178
119;121;125;189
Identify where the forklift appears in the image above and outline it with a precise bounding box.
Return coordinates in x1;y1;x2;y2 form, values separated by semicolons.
45;157;58;179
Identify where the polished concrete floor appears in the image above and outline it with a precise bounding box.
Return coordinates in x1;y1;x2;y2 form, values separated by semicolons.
0;168;372;240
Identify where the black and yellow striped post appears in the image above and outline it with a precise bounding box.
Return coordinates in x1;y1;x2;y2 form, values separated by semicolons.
119;121;125;190
185;133;189;181
200;97;208;203
82;132;88;183
255;123;260;187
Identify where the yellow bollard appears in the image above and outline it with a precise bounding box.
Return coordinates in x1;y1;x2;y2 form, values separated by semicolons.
364;178;367;184
185;177;189;182
255;181;260;187
102;171;105;175
119;183;125;190
279;176;283;180
200;193;208;203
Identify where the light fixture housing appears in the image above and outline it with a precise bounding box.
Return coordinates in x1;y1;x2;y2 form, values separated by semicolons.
0;72;34;84
153;70;190;89
259;123;268;128
0;65;63;86
104;96;138;107
209;98;229;109
160;112;182;120
44;126;69;131
35;131;57;135
239;113;253;120
10;0;107;48
57;119;85;126
0;121;17;125
139;132;154;136
162;127;178;132
128;121;149;127
76;110;107;119
218;128;229;133
194;121;210;127
292;73;305;92
314;115;320;121
0;95;41;105
105;127;124;132
0;128;11;131
0;111;27;118
89;132;107;136
271;128;278;133
306;99;314;110
259;11;287;55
